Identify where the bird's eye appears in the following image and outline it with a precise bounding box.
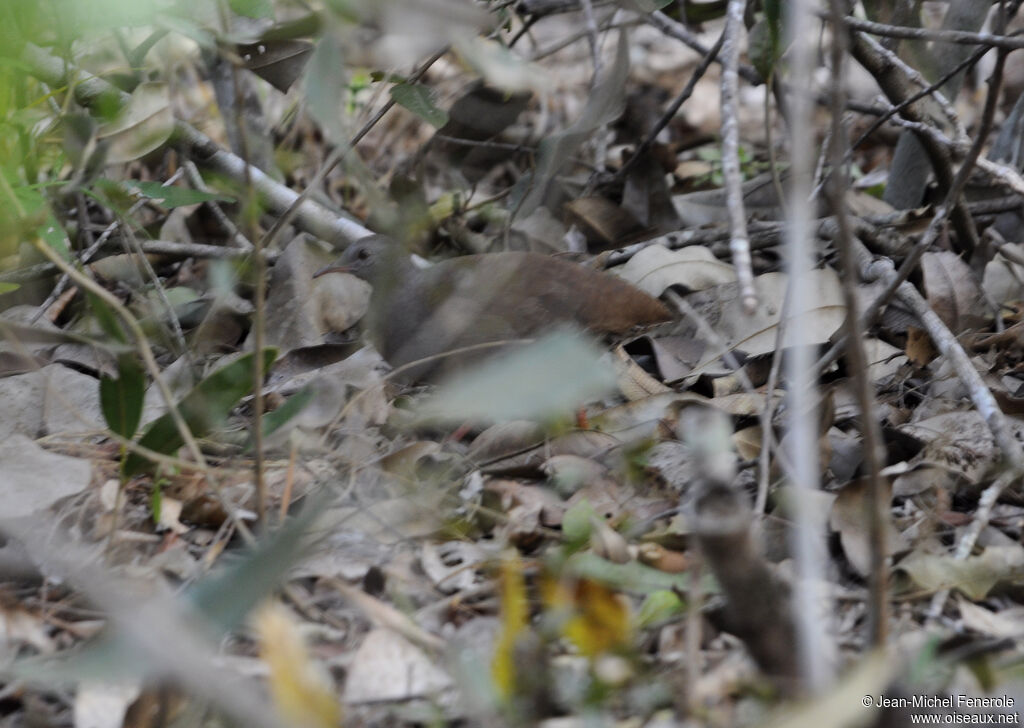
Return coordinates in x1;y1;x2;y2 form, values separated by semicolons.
357;248;370;261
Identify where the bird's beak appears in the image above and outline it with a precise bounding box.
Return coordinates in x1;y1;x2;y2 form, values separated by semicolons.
312;262;350;279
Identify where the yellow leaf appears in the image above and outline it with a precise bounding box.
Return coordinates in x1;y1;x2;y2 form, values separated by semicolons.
492;550;529;698
255;602;341;728
542;575;631;657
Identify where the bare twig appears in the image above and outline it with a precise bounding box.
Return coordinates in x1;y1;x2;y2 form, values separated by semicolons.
784;0;834;690
840;13;1024;51
826;0;889;647
720;0;756;313
614;28;725;182
20;42;372;247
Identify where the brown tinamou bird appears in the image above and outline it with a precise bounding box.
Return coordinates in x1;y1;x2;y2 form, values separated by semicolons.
316;235;672;382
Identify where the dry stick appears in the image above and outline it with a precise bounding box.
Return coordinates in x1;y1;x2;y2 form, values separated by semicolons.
578;0;603;83
25;237;256;546
826;0;889;647
927;470;1019;620
215;1;268;528
849;32;979;255
28;181;162;324
785;0;836;692
840;13;1024;51
839;35;1008;369
848;45;987;155
649;10;763;85
861;35;967;145
530;17;638;61
720;0;756;314
754;288;791;516
121;224;190;358
256;46;449;254
856;241;1024;476
181;160;253;250
614;28;726;183
21;42;371;247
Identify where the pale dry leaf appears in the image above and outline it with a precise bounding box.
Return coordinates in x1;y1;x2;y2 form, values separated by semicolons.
983;242;1024;305
342;629;452;704
611;344;672;400
0;434;91;520
99;83;173;164
896;545;1024;600
73;682;141;728
680;268;847;380
261;236;371;354
956;596;1024;638
828;476;901;577
420;541;486;594
921;251;990;334
255;603;341;728
612;244;736;297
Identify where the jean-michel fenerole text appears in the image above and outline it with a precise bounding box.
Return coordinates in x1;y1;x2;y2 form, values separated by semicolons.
874;695;1015;709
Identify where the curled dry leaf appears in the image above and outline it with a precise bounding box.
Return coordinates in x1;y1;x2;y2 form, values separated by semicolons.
612;243;736;297
983;242;1024;305
420;541;487;594
895;545;1024;600
828;476;901;577
893;411;1021;496
921;251;990;334
262;236;371;355
97;82;173;164
677;268;847;381
611;344;672;400
0;434;91;521
588;515;631;564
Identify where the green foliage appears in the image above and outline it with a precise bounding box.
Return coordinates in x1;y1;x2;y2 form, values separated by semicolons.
100;353;145;440
695;144;773;186
229;0;273;19
748;0;784;82
562;500;598;550
390;82;448;128
123;348;278;475
126;180;235;208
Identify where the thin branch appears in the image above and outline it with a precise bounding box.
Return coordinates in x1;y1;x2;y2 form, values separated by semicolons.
840;13;1024;51
826;0;889;647
719;0;756;313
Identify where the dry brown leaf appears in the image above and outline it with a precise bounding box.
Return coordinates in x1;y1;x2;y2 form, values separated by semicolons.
828;476;901;577
921;251;990;334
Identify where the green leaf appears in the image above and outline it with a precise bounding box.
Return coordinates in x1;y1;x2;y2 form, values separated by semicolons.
229;0;272;18
150;479;163;525
0;282;19;294
100;354;145;439
566;552;716;595
635;590;684;628
127;180;234;208
748;17;781;82
389;82;448;128
562;500;597;547
304;35;348;145
124;348;278;476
